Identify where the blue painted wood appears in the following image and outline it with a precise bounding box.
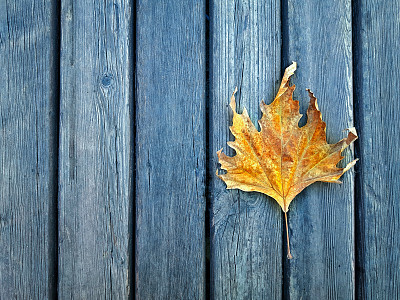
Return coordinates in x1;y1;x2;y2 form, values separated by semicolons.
0;1;58;298
135;0;206;298
354;1;400;298
210;1;282;298
58;0;133;298
285;0;355;298
0;0;399;297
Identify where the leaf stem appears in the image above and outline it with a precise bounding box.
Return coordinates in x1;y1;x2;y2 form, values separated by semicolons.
284;211;293;259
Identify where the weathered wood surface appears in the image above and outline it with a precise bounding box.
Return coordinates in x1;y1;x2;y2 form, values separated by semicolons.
210;1;282;298
354;1;400;298
58;0;133;298
135;0;206;299
0;1;58;299
284;0;355;298
1;0;400;298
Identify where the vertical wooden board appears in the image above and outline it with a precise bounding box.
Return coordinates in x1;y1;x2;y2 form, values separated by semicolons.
210;1;282;298
0;1;57;298
59;0;133;298
285;0;355;298
135;0;206;299
354;1;400;298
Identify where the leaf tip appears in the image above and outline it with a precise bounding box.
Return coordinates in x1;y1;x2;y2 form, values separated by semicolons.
215;150;224;179
230;88;238;112
276;63;297;99
288;61;297;72
345;127;358;143
284;62;297;80
343;158;358;174
306;89;319;111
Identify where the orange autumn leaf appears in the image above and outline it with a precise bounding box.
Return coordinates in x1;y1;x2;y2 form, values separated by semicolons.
216;62;358;258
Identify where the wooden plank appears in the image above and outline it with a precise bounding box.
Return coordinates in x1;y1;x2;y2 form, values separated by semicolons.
135;0;206;298
0;1;58;298
284;0;355;298
210;1;282;298
354;1;400;298
58;0;133;298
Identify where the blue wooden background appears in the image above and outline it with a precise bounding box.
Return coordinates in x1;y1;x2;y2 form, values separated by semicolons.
0;0;398;299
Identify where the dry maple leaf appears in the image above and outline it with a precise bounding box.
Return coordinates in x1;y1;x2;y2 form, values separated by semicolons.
216;62;358;259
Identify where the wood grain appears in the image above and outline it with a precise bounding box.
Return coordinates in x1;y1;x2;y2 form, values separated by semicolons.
354;1;400;298
135;0;206;298
0;1;58;298
58;0;133;298
210;1;282;298
285;0;355;298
